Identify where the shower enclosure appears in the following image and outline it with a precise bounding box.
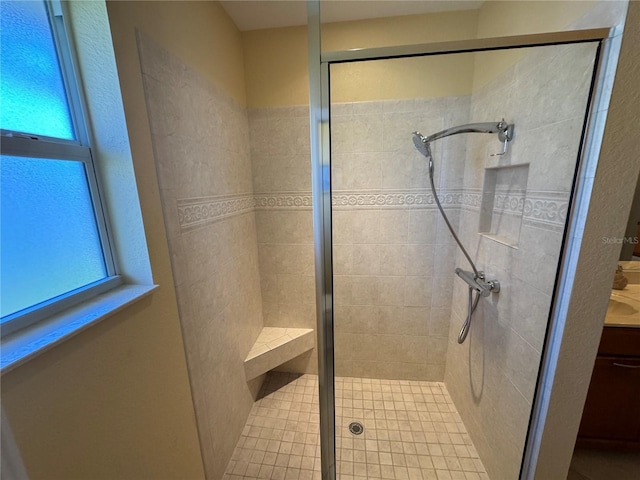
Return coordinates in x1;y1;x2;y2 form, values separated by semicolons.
308;7;615;479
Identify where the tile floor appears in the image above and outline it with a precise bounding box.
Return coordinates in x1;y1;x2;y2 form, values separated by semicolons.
224;372;488;480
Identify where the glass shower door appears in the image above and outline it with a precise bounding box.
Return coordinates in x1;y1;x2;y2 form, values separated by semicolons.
322;42;601;480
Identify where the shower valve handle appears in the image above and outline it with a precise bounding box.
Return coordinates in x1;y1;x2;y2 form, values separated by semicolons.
455;268;500;297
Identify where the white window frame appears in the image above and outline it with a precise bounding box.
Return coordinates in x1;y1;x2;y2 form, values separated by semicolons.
1;0;121;337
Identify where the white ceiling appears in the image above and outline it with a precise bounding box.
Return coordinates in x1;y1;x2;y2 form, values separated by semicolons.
220;0;484;32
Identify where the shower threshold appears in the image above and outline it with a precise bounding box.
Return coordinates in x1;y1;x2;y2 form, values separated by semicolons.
224;372;488;480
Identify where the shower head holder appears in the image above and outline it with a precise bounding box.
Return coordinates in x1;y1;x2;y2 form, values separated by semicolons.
492;120;515;156
497;120;515;143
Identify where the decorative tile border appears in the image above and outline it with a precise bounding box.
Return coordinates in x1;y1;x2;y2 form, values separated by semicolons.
521;192;570;233
463;189;570;232
493;191;527;215
177;193;255;231
254;193;312;210
524;192;570;224
176;189;570;233
256;190;468;210
332;189;464;209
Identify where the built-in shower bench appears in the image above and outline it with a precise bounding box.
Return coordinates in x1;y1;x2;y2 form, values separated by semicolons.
244;327;315;380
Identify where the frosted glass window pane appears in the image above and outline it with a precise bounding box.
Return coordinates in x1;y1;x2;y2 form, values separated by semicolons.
1;156;106;318
1;0;75;140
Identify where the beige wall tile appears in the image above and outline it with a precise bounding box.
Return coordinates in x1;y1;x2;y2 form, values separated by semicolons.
256;210;314;245
428;308;451;337
444;41;597;480
379;244;408;276
251;106;317;371
277;303;316;329
352;276;380;305
376;211;407;244
404;276;433;307
409;211;438;245
327;97;471;380
377;306;407;334
255;96;473;381
378;277;406;306
403;307;430;336
406;244;435;276
352;244;381;275
139;35;265;480
333;211;356;244
352;210;381;244
381;152;415;190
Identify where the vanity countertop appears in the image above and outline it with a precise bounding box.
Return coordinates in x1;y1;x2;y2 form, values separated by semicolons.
605;284;640;327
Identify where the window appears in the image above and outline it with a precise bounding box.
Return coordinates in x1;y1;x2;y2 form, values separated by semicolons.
1;0;120;336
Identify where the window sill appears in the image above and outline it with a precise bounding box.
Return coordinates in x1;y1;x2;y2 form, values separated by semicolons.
1;284;157;374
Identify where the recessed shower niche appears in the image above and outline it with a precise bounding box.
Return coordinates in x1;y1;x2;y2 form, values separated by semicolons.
479;164;530;247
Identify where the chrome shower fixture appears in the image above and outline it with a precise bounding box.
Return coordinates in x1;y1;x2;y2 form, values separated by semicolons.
411;131;431;158
420;120;514;145
411;119;513;344
413;120;515;159
455;268;500;297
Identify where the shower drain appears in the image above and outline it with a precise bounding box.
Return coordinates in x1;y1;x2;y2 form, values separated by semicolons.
348;422;364;436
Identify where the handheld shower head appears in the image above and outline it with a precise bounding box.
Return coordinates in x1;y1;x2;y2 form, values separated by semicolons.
412;131;431;158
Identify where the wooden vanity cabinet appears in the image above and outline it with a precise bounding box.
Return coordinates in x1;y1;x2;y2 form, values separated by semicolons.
577;326;640;451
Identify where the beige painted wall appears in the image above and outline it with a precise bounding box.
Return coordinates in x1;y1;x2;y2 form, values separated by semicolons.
330;55;474;103
243;25;308;108
1;296;204;480
109;1;247;106
243;9;479;107
0;1;207;479
321;9;479;51
476;1;597;39
473;1;619;89
243;2;627;106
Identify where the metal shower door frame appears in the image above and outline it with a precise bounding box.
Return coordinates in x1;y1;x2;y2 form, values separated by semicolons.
307;4;616;478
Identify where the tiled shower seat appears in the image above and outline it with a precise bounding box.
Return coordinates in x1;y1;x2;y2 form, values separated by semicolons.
244;327;315;380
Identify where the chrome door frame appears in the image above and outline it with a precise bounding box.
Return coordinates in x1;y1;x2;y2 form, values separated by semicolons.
306;4;616;477
308;2;336;479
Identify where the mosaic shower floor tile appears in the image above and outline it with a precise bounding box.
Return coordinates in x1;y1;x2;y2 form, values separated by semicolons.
223;372;488;480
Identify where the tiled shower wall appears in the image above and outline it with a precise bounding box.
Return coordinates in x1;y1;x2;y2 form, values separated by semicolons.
330;97;470;381
444;43;598;479
138;35;265;480
248;97;474;380
249;107;318;374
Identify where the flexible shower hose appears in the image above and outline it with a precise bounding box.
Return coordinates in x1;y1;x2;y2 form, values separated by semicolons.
427;153;481;344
